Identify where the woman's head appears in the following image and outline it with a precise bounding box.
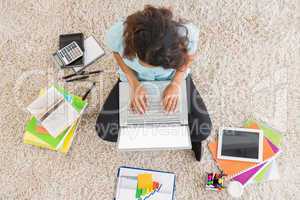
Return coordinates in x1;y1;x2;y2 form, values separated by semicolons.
123;5;189;69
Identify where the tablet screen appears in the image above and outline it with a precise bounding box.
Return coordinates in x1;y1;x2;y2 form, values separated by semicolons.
221;129;260;159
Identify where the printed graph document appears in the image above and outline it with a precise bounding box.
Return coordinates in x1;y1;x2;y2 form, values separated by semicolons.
118;81;191;151
115;166;176;200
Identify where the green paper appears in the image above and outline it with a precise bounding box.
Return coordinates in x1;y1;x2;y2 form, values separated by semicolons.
25;117;68;148
243;119;283;184
253;162;272;183
244;119;283;147
54;85;87;112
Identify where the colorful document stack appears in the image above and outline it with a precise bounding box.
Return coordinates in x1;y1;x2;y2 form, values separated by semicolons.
24;86;87;153
209;119;283;187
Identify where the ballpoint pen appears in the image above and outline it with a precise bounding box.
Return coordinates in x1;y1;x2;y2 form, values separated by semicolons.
65;75;90;82
63;70;103;79
82;82;96;100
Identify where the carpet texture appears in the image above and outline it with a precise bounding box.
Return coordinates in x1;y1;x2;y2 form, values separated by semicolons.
0;0;299;199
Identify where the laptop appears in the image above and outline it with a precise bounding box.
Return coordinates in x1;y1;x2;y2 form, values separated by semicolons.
118;81;192;151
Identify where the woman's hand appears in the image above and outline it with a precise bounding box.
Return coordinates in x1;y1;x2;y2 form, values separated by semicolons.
162;82;180;113
163;54;195;112
130;83;148;114
112;53;148;114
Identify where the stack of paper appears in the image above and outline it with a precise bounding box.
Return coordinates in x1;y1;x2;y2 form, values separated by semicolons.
208;119;283;187
232;119;283;186
24;86;87;153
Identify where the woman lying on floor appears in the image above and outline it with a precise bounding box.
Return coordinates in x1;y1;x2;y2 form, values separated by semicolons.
96;5;212;161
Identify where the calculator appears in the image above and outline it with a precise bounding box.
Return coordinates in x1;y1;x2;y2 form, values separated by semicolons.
57;41;83;65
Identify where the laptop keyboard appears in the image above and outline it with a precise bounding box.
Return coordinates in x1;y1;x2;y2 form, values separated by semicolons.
127;95;181;125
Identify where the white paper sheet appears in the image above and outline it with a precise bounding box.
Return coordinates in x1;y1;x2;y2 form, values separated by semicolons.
41;101;79;138
27;87;63;119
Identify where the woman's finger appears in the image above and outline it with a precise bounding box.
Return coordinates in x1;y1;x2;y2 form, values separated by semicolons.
130;101;133;111
135;97;145;114
138;95;147;113
162;96;170;110
131;100;136;113
143;94;148;108
165;96;174;112
170;97;178;112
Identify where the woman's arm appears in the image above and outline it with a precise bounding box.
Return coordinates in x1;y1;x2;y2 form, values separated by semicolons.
113;53;140;88
113;52;148;114
162;54;195;112
172;54;195;84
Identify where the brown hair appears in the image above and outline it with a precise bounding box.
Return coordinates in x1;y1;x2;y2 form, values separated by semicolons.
123;5;189;69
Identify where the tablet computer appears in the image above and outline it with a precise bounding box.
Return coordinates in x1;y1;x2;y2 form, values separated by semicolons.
217;127;264;163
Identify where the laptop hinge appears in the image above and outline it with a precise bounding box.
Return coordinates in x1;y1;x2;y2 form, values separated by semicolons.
122;123;186;128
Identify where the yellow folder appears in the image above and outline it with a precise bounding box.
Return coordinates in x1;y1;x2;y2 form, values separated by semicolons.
23;119;79;154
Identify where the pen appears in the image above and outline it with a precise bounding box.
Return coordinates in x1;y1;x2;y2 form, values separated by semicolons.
84;70;103;75
82;82;96;100
39;98;64;122
62;71;85;79
63;70;103;79
65;75;89;82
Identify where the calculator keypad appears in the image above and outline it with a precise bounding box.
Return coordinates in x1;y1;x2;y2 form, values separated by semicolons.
58;41;83;65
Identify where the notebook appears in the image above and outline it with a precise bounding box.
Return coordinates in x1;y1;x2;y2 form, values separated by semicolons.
208;119;283;180
25;117;69;149
231;152;281;186
250;159;280;184
24;118;80;153
232;120;282;185
244;119;283;147
73;36;105;72
232;162;267;185
208;137;277;178
27;86;87;138
24;87;86;153
115;166;176;200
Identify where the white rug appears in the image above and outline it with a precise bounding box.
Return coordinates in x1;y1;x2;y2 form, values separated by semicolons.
0;0;299;199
